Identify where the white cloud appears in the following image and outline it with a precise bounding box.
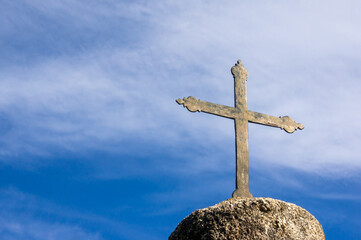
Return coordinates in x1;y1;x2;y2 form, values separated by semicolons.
0;218;101;240
1;0;361;177
0;189;102;240
0;188;160;240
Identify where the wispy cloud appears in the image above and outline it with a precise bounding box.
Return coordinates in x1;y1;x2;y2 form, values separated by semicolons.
1;0;361;179
0;188;102;240
0;188;161;240
0;217;101;240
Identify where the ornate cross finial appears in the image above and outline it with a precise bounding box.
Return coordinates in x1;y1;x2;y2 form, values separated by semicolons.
231;60;248;80
177;60;304;198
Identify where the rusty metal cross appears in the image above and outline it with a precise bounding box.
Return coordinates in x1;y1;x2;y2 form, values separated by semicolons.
176;60;304;198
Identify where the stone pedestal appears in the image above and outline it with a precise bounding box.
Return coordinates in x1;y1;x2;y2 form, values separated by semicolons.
169;198;325;240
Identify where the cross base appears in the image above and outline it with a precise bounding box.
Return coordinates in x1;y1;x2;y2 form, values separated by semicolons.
232;188;253;198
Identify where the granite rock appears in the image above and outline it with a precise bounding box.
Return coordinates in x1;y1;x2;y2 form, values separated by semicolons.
169;198;325;240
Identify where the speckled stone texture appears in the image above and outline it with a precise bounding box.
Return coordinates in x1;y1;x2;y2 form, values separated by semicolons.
169;198;325;240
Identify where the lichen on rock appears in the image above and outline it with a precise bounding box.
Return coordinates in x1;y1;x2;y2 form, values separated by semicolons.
169;198;325;240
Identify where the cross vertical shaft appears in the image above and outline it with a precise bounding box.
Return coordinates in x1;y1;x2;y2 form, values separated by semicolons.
234;119;251;197
232;62;253;198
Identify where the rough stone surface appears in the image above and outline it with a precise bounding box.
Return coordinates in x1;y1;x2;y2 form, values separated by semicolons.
169;198;325;240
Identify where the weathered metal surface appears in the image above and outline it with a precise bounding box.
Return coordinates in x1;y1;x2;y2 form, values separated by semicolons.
247;111;304;133
176;60;304;198
176;97;238;119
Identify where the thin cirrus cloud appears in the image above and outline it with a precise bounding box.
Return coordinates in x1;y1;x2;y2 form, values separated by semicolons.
0;0;361;178
0;188;102;240
0;188;160;240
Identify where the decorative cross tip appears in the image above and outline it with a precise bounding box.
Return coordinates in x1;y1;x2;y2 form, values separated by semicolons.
176;96;201;112
279;116;305;133
231;59;248;80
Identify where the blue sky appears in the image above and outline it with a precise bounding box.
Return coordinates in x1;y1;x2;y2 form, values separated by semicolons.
1;0;361;239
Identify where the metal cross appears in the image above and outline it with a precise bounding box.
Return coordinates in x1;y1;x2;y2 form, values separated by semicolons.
176;60;304;198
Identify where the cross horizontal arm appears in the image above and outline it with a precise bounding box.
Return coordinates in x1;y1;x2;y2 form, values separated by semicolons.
247;110;304;133
176;96;240;119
